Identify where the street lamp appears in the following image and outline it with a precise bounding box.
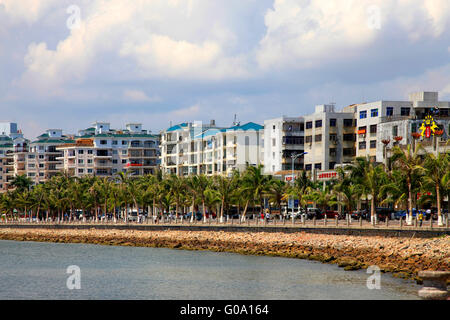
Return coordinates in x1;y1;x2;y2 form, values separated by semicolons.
289;152;308;220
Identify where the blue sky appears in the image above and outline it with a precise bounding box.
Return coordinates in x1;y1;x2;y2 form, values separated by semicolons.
1;0;450;139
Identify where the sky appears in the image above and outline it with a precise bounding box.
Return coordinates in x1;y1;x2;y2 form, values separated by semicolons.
1;0;450;139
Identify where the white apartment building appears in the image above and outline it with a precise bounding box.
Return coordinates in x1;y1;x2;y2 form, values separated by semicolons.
303;104;357;173
57;122;159;177
263;116;304;175
375;92;450;163
160;121;264;176
24;129;74;185
0;122;27;192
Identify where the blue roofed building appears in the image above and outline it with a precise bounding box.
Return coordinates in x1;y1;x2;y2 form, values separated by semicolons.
160;119;264;176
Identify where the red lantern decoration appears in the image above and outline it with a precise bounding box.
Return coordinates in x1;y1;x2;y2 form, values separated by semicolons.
434;130;444;136
394;136;403;142
382;139;390;145
411;132;421;139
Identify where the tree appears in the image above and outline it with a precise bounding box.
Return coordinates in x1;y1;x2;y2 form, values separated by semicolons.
9;175;33;193
390;145;424;225
240;165;272;220
420;151;450;226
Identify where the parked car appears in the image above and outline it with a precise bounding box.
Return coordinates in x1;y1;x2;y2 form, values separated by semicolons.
351;210;368;220
185;212;203;221
323;210;339;219
306;208;322;219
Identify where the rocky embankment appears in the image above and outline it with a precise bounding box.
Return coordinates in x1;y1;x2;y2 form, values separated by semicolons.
0;228;448;283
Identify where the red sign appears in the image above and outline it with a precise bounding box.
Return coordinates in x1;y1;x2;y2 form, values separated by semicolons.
318;172;337;180
425;127;431;139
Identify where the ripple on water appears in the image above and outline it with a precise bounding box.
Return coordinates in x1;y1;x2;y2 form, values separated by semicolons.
0;240;420;300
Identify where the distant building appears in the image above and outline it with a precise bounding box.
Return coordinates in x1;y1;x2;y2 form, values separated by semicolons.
263;116;304;176
160;120;264;176
303;104;357;174
56;122;160;178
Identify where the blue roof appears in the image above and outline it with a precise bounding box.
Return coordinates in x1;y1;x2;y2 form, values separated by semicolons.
222;122;263;132
166;123;188;132
193;128;222;139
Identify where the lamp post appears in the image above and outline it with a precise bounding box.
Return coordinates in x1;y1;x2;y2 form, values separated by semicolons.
290;152;308;220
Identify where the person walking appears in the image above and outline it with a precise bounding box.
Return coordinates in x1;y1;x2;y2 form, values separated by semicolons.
418;211;424;227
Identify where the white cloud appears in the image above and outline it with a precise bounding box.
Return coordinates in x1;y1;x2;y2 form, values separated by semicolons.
257;0;450;70
0;0;61;24
123;89;161;103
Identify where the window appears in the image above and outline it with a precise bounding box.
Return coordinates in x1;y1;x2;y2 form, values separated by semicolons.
359;141;366;150
329;162;336;170
370;125;377;134
386;107;394;116
305;164;312;171
314;163;322;170
370;140;377;149
392;126;398;137
283;136;304;145
78;169;84;174
401;108;410;116
87;159;93;164
305;136;312;143
122;159;127;164
122;150;127;155
100;140;107;145
343;134;356;142
122;140;127;145
359;111;367;119
78;150;84;154
315;120;322;128
371;109;378;117
28;154;35;159
315;134;322;142
39;155;45;159
329;134;337;141
329;148;336;156
343;148;355;156
306;121;313;129
113;159;118;164
343;119;354;127
88;150;93;154
39;164;44;168
87;169;93;174
330;119;336;127
112;141;118;145
78;159;84;164
273;125;276;130
272;138;276;147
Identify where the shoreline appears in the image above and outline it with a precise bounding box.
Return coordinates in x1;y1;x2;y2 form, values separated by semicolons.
0;227;448;283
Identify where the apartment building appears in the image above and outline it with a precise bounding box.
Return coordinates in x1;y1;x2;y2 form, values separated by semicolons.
23;129;75;184
263;116;304;175
160;120;264;176
352;91;450;164
0;122;27;192
56;122;160;177
303;104;357;173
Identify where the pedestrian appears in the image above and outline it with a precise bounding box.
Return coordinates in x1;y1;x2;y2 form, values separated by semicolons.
418;211;423;227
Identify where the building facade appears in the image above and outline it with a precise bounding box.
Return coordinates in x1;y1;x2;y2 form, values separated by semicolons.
160;121;264;176
303;104;357;173
263;116;305;175
56;122;160;178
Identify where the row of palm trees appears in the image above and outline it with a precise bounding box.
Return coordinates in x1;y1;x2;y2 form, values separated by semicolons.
1;146;449;226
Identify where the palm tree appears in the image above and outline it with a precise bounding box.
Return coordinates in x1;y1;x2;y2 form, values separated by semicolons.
213;174;236;222
420;151;450;226
240;165;272;220
361;162;387;224
268;179;287;219
10;175;33;193
390;145;424;225
167;174;186;219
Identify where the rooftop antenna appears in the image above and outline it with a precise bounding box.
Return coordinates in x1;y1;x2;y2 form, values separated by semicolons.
233;114;240;126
